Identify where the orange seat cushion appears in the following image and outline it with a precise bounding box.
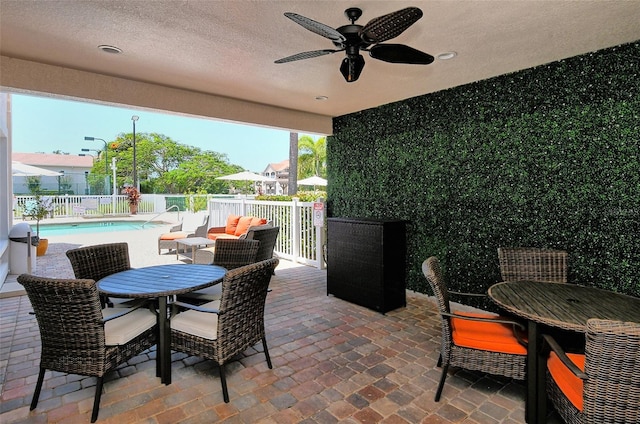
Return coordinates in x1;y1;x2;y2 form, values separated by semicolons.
160;231;188;240
547;352;585;411
451;312;527;355
234;216;254;236
207;233;240;241
225;215;241;235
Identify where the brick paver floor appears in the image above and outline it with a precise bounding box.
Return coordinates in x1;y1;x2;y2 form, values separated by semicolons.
0;223;560;423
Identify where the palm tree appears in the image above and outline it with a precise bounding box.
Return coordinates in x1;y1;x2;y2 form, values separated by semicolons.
297;135;326;178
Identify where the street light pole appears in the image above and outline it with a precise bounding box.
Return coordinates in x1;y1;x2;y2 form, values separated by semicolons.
84;136;110;194
131;115;139;190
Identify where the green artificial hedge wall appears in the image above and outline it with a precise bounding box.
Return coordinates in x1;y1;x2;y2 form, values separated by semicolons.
327;41;640;300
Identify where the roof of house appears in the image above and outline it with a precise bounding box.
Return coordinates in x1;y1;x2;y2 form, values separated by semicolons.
12;152;94;169
265;160;289;173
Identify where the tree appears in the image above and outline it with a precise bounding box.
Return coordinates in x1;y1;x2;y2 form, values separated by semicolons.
297;135;326;178
89;132;244;194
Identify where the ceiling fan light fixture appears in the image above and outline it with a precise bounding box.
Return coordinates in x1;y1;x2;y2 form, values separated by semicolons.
340;55;365;82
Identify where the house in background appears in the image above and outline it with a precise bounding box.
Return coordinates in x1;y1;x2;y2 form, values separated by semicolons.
262;159;289;195
12;152;93;195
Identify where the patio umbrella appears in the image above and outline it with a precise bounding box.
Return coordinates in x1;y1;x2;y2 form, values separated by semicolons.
11;161;63;177
297;175;327;189
216;171;275;182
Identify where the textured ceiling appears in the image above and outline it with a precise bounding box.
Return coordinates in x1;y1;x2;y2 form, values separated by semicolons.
1;0;640;120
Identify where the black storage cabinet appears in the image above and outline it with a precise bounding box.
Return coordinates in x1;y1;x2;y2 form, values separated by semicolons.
327;218;407;313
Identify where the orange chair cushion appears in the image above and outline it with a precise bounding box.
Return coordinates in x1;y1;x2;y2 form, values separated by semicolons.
451;312;527;355
207;233;240;241
225;215;241;235
547;352;585;411
159;231;188;240
234;216;254;236
250;217;268;227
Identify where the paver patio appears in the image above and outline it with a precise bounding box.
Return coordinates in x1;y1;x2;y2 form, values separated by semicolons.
0;224;559;423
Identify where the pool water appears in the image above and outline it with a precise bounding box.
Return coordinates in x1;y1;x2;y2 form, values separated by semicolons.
37;221;164;237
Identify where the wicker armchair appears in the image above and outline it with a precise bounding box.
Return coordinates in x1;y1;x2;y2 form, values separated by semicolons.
543;319;640;424
422;257;527;401
17;274;157;423
183;239;260;302
171;258;279;402
158;213;209;254
66;242;132;308
246;226;280;262
498;247;568;283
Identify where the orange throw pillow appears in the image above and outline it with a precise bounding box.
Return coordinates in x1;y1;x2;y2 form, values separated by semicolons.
547;352;585;411
225;215;241;235
234;216;254;236
451;311;527;355
250;217;268;227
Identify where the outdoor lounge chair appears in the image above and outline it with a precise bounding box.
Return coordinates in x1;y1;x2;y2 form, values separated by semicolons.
498;246;568;283
158;212;209;254
543;319;640;424
171;258;279;403
17;274;157;423
422;256;527;401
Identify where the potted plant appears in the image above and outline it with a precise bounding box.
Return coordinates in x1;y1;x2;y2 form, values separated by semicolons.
124;186;141;214
23;194;54;256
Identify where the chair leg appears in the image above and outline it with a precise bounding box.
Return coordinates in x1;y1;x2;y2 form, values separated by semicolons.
30;368;46;410
437;353;442;368
262;337;273;369
435;364;449;402
91;376;104;423
219;364;229;403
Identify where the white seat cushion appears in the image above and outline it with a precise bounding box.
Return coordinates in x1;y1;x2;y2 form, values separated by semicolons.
104;308;156;346
171;300;220;340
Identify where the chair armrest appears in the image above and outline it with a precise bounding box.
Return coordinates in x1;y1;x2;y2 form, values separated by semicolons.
542;334;587;379
169;222;183;232
102;300;151;322
173;300;220;314
207;226;226;234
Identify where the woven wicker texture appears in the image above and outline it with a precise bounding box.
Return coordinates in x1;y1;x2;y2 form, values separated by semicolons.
17;274;157;422
171;258;279;402
246;226;279;261
66;242;132;307
213;239;260;269
422;257;527;401
546;319;640;424
498;247;568;283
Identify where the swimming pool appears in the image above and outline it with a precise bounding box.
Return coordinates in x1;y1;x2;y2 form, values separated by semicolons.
37;221;165;237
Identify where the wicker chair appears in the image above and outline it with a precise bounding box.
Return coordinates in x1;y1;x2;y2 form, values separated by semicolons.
543;319;640;424
66;242;132;308
498;247;568;283
17;274;157;423
246;226;279;262
182;239;260;302
171;258;279;402
422;256;527;401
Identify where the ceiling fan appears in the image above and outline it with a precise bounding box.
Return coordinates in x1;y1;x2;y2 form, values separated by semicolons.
274;7;434;83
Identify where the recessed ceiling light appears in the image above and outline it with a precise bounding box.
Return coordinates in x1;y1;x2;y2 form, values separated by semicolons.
437;52;457;60
315;96;328;101
98;45;122;54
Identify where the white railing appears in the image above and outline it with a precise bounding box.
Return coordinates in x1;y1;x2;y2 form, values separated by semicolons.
11;194;327;269
208;197;326;269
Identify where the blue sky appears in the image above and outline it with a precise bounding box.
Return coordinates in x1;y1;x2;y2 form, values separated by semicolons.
11;94;308;173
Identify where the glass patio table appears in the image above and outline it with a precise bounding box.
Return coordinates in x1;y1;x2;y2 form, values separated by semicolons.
488;280;640;424
98;264;226;384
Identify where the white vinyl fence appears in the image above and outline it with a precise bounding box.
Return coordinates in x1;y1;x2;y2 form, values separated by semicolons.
12;194;327;269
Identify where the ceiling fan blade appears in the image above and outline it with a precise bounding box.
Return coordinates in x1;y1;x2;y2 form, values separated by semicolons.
275;49;340;64
369;44;434;65
361;7;423;43
284;12;346;43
